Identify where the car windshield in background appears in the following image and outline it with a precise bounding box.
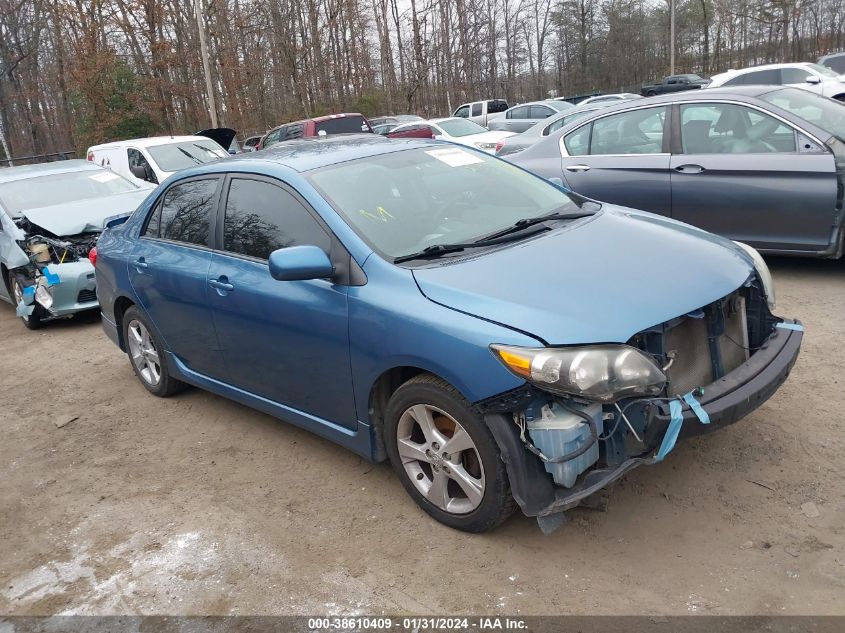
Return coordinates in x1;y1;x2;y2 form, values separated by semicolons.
548;101;574;111
437;119;488;137
308;146;583;260
0;170;138;216
147;140;228;172
315;116;370;135
762;88;845;140
806;63;840;78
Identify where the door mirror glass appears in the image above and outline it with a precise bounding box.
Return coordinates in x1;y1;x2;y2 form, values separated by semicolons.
805;75;821;84
268;245;334;281
129;164;148;180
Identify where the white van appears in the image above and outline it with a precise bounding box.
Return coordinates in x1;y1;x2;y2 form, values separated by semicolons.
86;129;235;186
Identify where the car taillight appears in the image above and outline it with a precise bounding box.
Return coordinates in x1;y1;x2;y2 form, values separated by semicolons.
495;140;505;154
87;151;94;161
88;247;97;266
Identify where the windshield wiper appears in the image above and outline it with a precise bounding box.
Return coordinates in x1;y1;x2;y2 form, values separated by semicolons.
393;224;552;264
393;209;597;264
177;147;203;164
478;209;595;241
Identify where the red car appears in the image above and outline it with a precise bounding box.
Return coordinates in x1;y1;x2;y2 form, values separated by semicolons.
258;113;373;150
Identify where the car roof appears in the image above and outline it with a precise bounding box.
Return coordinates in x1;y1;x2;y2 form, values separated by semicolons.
89;135;212;150
200;134;440;173
818;51;845;62
0;159;102;184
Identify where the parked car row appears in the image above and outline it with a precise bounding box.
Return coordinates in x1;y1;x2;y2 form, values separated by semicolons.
11;63;845;533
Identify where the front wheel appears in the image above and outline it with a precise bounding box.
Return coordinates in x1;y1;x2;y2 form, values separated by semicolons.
384;374;517;532
9;272;43;330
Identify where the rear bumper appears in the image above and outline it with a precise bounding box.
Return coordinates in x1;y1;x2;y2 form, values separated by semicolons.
488;320;803;520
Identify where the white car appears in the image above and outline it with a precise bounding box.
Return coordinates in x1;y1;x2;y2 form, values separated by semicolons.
87;129;235;187
387;118;515;153
579;93;643;105
708;62;845;101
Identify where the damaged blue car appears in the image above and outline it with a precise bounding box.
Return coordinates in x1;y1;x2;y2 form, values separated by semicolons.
0;160;152;329
95;136;803;533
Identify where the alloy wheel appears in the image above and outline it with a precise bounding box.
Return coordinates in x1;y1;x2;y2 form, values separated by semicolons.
396;404;485;514
127;319;161;386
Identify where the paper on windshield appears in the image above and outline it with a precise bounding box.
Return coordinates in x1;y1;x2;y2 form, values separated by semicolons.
89;171;121;183
425;147;484;167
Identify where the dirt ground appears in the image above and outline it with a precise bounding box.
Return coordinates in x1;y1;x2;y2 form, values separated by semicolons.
0;256;843;617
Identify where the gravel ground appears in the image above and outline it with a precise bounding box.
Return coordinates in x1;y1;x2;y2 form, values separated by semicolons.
0;256;843;616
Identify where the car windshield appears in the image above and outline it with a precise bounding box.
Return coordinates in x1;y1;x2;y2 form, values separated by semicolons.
806;63;839;78
761;88;845;141
0;169;138;216
308;146;584;260
146;140;228;172
437;119;488;137
548;101;574;111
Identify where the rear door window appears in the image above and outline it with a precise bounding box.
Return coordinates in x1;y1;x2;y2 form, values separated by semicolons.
314;116;370;135
529;105;554;119
587;106;666;155
144;178;219;247
507;106;529;119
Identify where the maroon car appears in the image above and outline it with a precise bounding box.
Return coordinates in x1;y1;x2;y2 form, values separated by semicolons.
258;113;373;150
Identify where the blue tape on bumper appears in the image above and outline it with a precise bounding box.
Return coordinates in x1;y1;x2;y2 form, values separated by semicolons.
682;391;710;424
22;286;35;304
43;267;60;287
776;322;804;332
655;399;684;462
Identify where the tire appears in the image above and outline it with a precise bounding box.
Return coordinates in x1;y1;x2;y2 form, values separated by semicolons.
9;272;44;330
122;305;186;397
384;374;517;532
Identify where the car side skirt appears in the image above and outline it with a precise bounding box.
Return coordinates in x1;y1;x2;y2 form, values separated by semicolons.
167;352;375;460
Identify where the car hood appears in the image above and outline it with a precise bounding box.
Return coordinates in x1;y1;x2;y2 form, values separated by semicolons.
412;207;754;344
195;127;237;149
20;189;152;236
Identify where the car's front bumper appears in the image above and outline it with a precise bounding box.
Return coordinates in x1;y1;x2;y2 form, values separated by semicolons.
40;261;99;318
487;320;803;527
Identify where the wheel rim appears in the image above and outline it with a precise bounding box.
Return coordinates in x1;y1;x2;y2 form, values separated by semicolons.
396;404;485;514
12;279;27;323
127;319;161;386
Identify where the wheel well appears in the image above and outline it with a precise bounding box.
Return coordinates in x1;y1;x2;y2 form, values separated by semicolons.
113;296;135;347
368;366;429;462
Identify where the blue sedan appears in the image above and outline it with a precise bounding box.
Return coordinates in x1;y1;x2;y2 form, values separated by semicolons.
95;135;802;532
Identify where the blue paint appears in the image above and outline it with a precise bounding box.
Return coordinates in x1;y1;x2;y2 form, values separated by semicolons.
776;322;804;332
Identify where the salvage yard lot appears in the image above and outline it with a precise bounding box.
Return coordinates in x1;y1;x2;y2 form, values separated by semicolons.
1;257;843;616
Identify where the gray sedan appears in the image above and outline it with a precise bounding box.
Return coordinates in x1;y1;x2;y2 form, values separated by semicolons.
496;101;636;157
508;86;845;258
487;100;573;134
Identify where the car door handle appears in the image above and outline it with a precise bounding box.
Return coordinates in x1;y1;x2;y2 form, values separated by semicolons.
208;278;234;292
565;165;591;172
133;258;148;271
674;164;705;174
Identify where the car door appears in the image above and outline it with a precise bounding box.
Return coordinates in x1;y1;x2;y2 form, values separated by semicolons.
670;101;838;252
127;148;158;186
127;176;226;377
206;175;356;429
559;105;672;215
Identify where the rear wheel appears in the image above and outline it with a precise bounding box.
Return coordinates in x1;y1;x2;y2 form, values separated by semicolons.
122;305;186;397
9;272;43;330
384;374;517;532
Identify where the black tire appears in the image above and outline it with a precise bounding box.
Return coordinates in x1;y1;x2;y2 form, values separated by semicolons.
122;305;186;397
8;272;44;330
384;374;517;533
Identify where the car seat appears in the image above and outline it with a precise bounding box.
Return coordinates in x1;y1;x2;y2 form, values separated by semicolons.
682;120;714;153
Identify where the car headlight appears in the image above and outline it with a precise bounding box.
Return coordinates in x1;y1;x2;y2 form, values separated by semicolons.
733;241;775;309
490;344;666;402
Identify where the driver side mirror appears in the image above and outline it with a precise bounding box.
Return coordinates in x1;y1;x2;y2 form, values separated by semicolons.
268;245;334;281
805;75;822;85
130;164;158;184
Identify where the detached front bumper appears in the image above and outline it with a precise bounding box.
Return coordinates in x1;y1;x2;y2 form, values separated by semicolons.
487;320;803;523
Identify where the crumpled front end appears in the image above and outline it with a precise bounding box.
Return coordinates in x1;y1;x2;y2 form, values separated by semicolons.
478;275;802;532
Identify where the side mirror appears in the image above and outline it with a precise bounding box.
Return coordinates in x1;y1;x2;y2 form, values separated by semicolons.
268;245;334;282
129;164;147;180
805;75;822;85
317;130;327;137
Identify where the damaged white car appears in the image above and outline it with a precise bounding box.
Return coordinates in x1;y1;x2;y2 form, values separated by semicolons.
0;160;152;329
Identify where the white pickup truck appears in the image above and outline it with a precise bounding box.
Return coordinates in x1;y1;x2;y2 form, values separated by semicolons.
452;99;509;128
